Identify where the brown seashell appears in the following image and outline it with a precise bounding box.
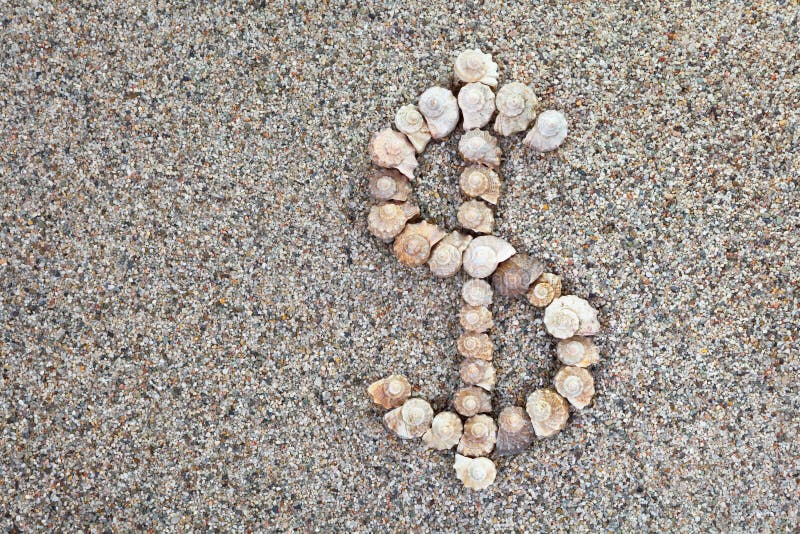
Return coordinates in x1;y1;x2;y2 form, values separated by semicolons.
459;166;502;205
369;128;418;179
367;202;420;242
428;231;472;278
457;414;497;457
462;236;516;279
459;358;496;391
459;305;493;333
556;336;600;367
495;406;535;455
384;398;434;439
422;411;463;450
368;170;412;202
492;254;544;297
367;374;411;409
527;272;562;307
458;129;501;168
454;454;497;490
544;295;601;339
462;278;493;307
526;388;569;438
393;222;446;267
453;386;492;417
457;332;493;360
554;366;595;409
457;200;494;234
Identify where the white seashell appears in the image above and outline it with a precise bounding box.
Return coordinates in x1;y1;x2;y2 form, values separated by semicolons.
457;414;497;457
459;305;493;333
554;366;595;409
367;374;411;409
460;358;496;391
428;231;472;278
422;411;463;450
393;222;446;267
457;200;494;234
395;104;431;153
418;87;459;139
523;110;568;153
367;202;420;242
462;278;493;307
459;129;501;168
369;128;418;178
384;398;434;439
527;272;562;307
453;49;499;87
544;295;600;339
453;386;492;417
493;82;538;137
457;332;493;361
368;170;412;202
492;254;544;297
495;406;534;455
525;388;569;439
556;336;600;367
458;83;496;130
454;454;497;490
459;166;502;205
462;236;516;278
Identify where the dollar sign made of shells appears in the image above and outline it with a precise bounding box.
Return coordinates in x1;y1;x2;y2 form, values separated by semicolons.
366;49;600;490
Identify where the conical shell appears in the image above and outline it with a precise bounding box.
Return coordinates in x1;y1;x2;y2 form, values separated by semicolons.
458;82;495;130
523;110;568;153
460;166;501;205
459;305;493;333
453;49;499;87
462;236;516;279
422;411;463;450
367;374;411;409
428;231;472;278
459;129;501;168
457;200;494;234
384;398;433;439
459;358;496;391
494;82;538;137
369;170;412;202
556;336;600;367
544;295;600;339
492;254;544;297
554;366;595;409
418;87;459;139
462;278;493;307
457;414;497;457
369;128;418;179
394;104;431;153
495;406;535;455
453;386;492;417
525;388;569;438
454;454;497;490
527;272;562;307
457;332;493;360
367;202;420;242
393;222;446;267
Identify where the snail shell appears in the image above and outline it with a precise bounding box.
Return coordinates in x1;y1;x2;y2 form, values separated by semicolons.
457;200;494;234
527;272;562;307
422;411;463;450
454;454;497;491
525;388;569;439
369;128;418;179
418;86;459;139
492;254;544;297
554;366;595;409
428;231;472;278
459;166;502;205
367;202;420;242
453;48;499;87
495;406;535;456
459;358;496;391
556;336;600;368
457;332;493;361
459;304;493;333
523;110;568;153
462;278;493;307
384;397;434;439
368;170;412;202
458;82;496;130
457;414;497;457
394;104;431;153
453;386;492;417
393;222;446;267
367;374;411;409
493;82;538;137
462;236;516;279
544;295;601;339
458;129;501;168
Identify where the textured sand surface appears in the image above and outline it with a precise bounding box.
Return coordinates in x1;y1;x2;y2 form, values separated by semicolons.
1;1;798;531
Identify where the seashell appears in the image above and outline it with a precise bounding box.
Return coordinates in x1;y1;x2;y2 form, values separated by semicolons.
368;170;412;202
525;388;570;439
453;386;492;417
544;295;601;339
428;231;472;278
457;200;494;234
453;48;499;87
384;397;434;439
527;272;562;307
459;305;493;333
418;87;459;139
369;128;418;179
459;358;496;391
394;104;431;153
458;129;501;168
523;110;568;153
556;336;600;368
367;202;420;242
393;222;446;267
422;411;463;450
454;454;497;490
457;332;493;361
495;406;535;456
462;236;516;278
367;374;411;409
493;82;538;137
492;254;544;298
554;366;595;409
457;414;497;457
459;166;502;205
458;83;496;130
462;278;493;307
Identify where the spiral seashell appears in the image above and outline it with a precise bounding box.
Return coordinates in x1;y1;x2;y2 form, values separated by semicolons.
384;397;434;439
367;374;411;409
428;231;472;278
453;48;499;87
458;83;496;130
367;202;420;242
422;411;463;450
544;295;600;339
462;236;516;278
459;166;502;205
495;406;535;455
493;82;538;137
368;170;412;202
525;388;569;438
457;332;493;360
394;104;431;153
458;129;501;168
527;272;562;307
492;254;544;297
454;454;496;490
393;222;446;267
459;304;493;333
457;414;497;457
554;366;595;409
523;110;568;153
556;336;600;368
418;87;459;139
459;358;496;391
369;128;418;179
462;278;493;307
453;386;492;417
457;200;494;234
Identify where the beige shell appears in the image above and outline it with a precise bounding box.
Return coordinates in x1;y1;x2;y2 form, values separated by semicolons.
457;332;493;361
457;414;497;457
453;386;492;417
527;272;562;307
458;83;496;130
492;254;544;297
523;110;568;153
554;366;595;409
494;82;538;137
367;202;420;242
369;128;418;179
367;374;411;409
544;295;601;339
422;411;463;450
495;406;535;456
368;170;412;202
556;336;600;367
454;454;497;490
393;222;446;267
428;231;472;278
394;104;431;153
457;200;494;234
418;87;459;139
462;236;516;279
384;398;434;439
459;129;501;168
462;278;493;307
453;49;499;87
460;358;496;391
525;388;569;438
459;166;501;205
459;305;493;333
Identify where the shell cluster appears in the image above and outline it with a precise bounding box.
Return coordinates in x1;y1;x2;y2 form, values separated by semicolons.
366;49;599;491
